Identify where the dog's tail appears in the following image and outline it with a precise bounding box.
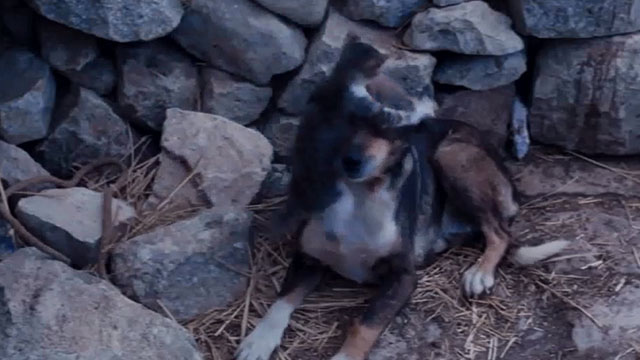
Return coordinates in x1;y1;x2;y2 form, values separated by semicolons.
510;240;570;266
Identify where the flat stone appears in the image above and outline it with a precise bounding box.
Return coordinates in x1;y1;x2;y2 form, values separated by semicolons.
530;34;640;155
436;84;516;149
38;19;98;72
172;0;307;85
0;248;203;360
112;208;251;321
26;0;184;42
0;140;50;187
117;40;199;131
152;109;273;209
572;285;640;353
261;112;301;160
508;0;640;38
434;51;527;90
337;0;429;27
15;187;136;267
201;68;272;126
35;87;136;176
253;0;328;27
404;1;524;55
279;9;436;115
0;49;55;144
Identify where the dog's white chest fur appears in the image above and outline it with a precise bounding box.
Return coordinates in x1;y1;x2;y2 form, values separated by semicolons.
301;182;400;283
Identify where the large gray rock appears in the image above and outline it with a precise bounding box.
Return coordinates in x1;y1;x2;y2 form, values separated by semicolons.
404;1;524;55
16;187;136;267
117;41;199;131
148;109;273;209
571;285;640;354
36;87;136;176
436;84;515;149
0;140;50;187
0;49;55;144
201;68;271;125
0;248;203;360
172;0;307;85
279;9;437;115
38;19;98;72
261;112;301;160
337;0;429;27
434;51;526;90
253;0;328;27
112;208;251;321
26;0;184;42
508;0;640;38
530;34;640;155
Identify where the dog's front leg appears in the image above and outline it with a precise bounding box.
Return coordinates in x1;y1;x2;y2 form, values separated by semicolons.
236;252;324;360
331;256;417;360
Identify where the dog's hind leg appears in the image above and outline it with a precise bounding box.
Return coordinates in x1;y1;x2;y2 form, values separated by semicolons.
236;252;324;360
330;254;416;360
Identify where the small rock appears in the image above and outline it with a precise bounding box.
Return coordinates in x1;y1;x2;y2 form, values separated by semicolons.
201;68;272;125
15;187;136;267
571;285;640;353
172;0;307;85
508;0;640;38
279;9;436;115
150;109;273;209
253;0;328;27
258;164;292;199
337;0;429;27
38;19;98;72
0;140;50;187
112;208;251;321
433;0;466;6
530;34;640;155
261;112;301;160
26;0;184;42
436;84;515;149
0;248;203;360
117;40;199;131
36;87;136;176
0;219;15;260
144;153;205;211
63;57;117;95
434;51;526;90
0;49;55;144
404;1;524;55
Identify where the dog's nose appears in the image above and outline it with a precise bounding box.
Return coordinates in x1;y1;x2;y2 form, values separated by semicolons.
342;152;363;174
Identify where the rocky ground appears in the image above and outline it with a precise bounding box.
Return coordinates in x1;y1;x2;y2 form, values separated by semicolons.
1;0;640;359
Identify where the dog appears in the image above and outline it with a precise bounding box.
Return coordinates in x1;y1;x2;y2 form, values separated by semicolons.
236;36;568;360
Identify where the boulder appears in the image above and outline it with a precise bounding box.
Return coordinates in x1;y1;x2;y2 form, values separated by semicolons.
0;248;203;360
15;187;136;267
253;0;328;27
36;87;136;176
0;140;50;187
337;0;429;27
258;164;292;199
404;1;524;55
571;285;640;354
63;57;117;95
436;84;516;149
508;0;640;38
434;51;526;90
261;112;301;160
279;9;437;115
530;34;640;155
112;208;251;321
38;19;98;72
26;0;184;42
0;49;55;144
201;68;272;125
117;40;199;130
172;0;307;85
148;109;273;209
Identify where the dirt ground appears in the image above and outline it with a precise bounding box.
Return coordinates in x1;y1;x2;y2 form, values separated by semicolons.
191;147;640;360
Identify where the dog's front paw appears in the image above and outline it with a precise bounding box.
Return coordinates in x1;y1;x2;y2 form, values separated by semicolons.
330;353;357;360
235;325;281;360
462;264;495;298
